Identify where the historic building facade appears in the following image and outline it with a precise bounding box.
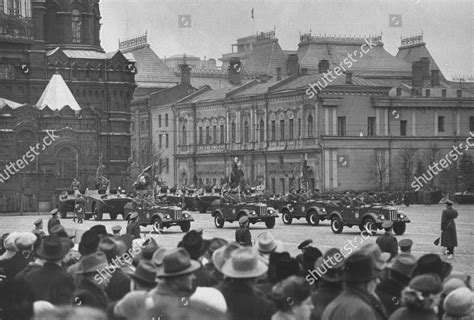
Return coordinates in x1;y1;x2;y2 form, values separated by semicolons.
0;0;135;212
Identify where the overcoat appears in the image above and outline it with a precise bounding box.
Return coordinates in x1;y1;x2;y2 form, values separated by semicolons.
441;207;458;247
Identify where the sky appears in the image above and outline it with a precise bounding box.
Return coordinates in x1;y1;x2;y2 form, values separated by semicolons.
100;0;473;79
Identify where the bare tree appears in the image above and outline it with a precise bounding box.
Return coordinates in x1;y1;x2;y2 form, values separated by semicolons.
370;149;389;191
398;146;418;190
424;142;440;189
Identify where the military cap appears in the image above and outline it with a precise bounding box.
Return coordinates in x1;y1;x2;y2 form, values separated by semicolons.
238;215;249;224
399;238;413;249
129;211;138;220
382;220;393;229
445;199;454;206
50;208;59;216
297;239;313;250
33;218;42;226
111;225;122;233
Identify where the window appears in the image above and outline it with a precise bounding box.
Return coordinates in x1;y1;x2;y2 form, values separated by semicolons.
220;124;225;143
337;117;346;136
140;120;145;132
271;178;276;194
244;121;249;143
289;119;294;140
438;116;445;133
198;127;203;145
271;120;276;141
279;155;284;168
165;158;169;173
400;120;407;136
298;118;301;137
131;122;135;133
280;178;285;194
470;117;474;132
165;114;169;127
165;134;169;148
259;120;265;142
280;119;285;140
206;126;210;144
72;9;81;44
213;125;217;144
113;146;121;157
159;135;162;148
158;115;162;127
368;117;376;136
231;122;236;142
182;124;187;145
307;115;314;137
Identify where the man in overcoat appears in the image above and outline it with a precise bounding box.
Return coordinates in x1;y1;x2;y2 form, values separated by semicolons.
441;200;458;258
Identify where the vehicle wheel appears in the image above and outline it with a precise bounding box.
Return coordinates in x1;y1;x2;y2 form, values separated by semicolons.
307;210;320;226
265;217;276;229
152;216;162;233
180;221;191;232
60;209;67;219
393;222;406;235
331;216;344;233
214;214;224;229
361;218;377;236
281;211;293;225
110;213;118;220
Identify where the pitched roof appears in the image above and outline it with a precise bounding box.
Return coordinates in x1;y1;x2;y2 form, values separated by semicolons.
396;42;443;78
121;44;179;89
0;97;22;109
243;38;288;76
36;74;81;111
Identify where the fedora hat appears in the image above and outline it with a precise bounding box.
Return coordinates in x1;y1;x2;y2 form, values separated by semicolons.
221;247;268;279
257;232;283;254
359;243;390;269
342;252;381;283
156;248;200;278
207;237;228;257
78;230;100;256
388;254;417;278
315;248;345;282
443;287;474;318
212;242;241;273
178;230;210;260
77;251;109;274
36;235;67;261
409;274;443;295
127;260;157;286
152;247;168;266
89;225;108;238
411;253;452;280
140;237;159;260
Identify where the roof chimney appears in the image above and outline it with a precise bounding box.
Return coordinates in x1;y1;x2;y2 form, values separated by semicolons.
179;63;191;86
412;60;423;88
276;67;282;81
420;57;430;80
318;59;330;74
431;70;440;87
228;57;242;85
287;54;298;75
345;72;353;84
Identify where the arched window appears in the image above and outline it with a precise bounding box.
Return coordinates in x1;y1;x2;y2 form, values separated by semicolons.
244;120;249;143
231;121;236;143
259;119;265;142
57;146;77;179
182;123;187;145
72;9;81;44
16;130;35;159
307;114;314;137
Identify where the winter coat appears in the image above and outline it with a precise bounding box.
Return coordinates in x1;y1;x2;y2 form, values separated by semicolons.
72;278;109;310
235;227;252;246
388;307;438;320
322;287;388;320
126;220;141;239
0;251;30;280
375;273;410;316
441;208;458;248
310;280;343;320
105;268;130;302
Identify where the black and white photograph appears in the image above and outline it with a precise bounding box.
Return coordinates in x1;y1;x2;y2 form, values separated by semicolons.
0;0;473;319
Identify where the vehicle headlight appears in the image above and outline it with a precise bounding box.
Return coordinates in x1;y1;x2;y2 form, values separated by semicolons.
399;214;404;219
250;210;256;215
165;214;171;219
379;215;385;220
322;208;326;212
183;212;189;218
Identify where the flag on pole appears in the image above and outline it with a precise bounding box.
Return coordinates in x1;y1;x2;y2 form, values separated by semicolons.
251;8;254;19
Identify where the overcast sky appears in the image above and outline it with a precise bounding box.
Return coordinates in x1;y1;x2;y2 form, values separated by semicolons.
101;0;473;79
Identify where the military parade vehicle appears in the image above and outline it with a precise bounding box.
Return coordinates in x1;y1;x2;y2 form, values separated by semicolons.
123;199;194;232
453;190;474;204
280;199;330;226
328;202;410;235
83;188;133;221
210;198;278;229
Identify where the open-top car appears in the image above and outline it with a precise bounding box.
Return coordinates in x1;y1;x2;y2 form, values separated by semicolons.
210;198;278;229
58;189;82;218
280;199;329;226
124;201;194;232
83;189;133;220
328;203;410;235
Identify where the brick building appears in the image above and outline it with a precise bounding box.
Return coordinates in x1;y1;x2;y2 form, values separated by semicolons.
0;0;136;212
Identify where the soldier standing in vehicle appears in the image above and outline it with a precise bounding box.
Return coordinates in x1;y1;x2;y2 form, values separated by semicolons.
235;215;252;246
126;211;141;239
74;193;85;223
71;178;81;191
441;200;458;258
376;221;398;260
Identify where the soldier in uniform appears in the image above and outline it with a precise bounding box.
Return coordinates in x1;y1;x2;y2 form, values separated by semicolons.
126;211;141;239
399;238;413;254
47;208;61;234
441;200;458;258
375;221;398;260
111;225;122;238
74;193;86;223
235;215;252;246
71;178;81;191
32;218;46;238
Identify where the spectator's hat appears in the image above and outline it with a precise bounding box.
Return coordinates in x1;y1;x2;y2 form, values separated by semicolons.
78;230;100;255
388;254;417;279
111;225;122;234
238;215;249;225
297;239;313;250
140;237;159;260
36;235;67;261
178;230;210;260
212;242;241;273
151;247;167;267
256;232;283;254
195;228;204;235
271;276;311;310
14;232;38;251
207;237;228;258
33;218;42;226
190;287;228;314
126;260;157;286
314;248;345;282
89;225;108;238
301;246;323;271
342;252;381;283
399;238;413;250
408;274;443;295
156;248;200;277
359;243;390;269
445;199;454;206
114;291;148;320
221;247;268;279
443;287;474;319
382;221;393;229
411;253;452;280
50;208;59;216
77;251;109;274
442;278;466;296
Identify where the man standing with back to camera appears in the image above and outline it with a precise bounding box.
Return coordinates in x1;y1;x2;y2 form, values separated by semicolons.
441;200;458;259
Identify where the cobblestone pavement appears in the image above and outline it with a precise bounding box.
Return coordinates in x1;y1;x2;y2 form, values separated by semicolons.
1;204;473;274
